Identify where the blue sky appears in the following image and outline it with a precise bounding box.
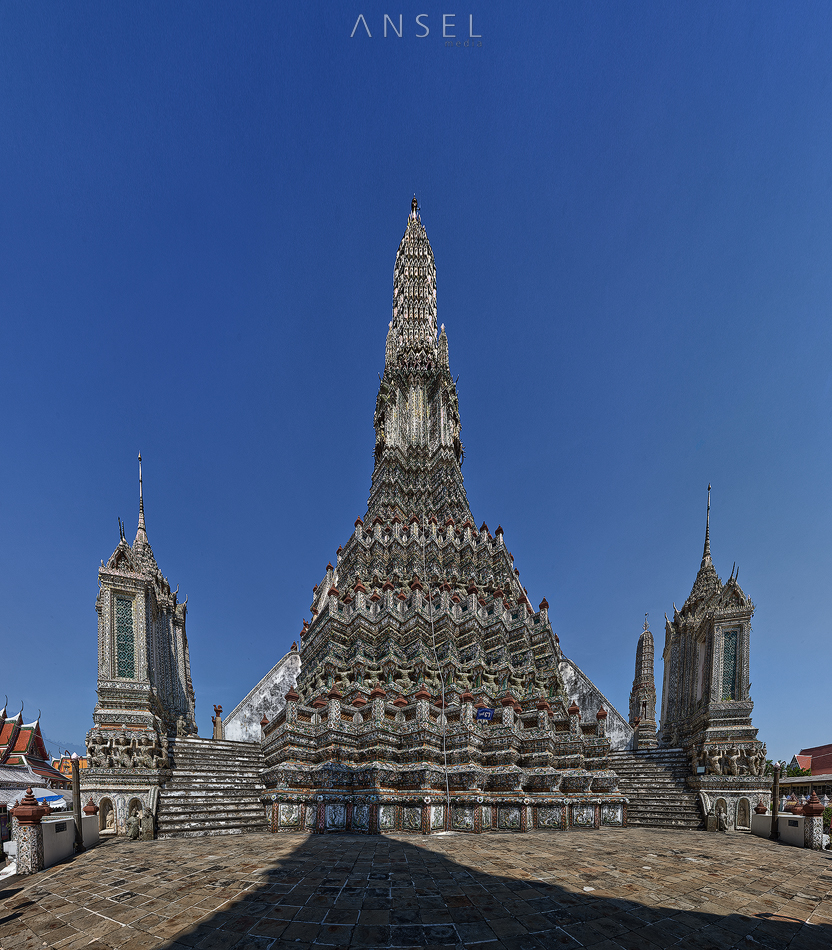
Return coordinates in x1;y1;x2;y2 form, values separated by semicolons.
1;3;830;762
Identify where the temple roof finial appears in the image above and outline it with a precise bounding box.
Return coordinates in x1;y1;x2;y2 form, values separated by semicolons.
411;194;418;217
703;483;711;561
683;483;721;610
136;452;148;544
643;612;649;633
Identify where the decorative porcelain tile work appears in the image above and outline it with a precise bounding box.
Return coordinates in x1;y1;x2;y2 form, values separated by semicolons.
258;200;627;835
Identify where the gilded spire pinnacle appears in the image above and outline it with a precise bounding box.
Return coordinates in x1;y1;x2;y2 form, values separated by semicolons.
703;483;711;562
136;452;148;545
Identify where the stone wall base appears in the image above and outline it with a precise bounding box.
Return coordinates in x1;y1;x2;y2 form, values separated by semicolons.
263;795;628;834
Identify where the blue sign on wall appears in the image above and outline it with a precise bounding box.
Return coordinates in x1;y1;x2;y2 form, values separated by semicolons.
475;708;494;721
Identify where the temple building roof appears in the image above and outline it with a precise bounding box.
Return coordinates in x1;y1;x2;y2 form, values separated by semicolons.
0;704;69;788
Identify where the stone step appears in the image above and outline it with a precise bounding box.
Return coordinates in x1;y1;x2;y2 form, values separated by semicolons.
158;796;265;809
158;809;266;823
628;810;701;821
608;750;703;830
162;769;260;786
157;826;267;839
156;738;269;838
161;787;265;797
156;808;266;823
157;821;268;837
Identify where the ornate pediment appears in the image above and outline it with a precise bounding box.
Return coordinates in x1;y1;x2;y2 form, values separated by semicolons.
106;540;135;573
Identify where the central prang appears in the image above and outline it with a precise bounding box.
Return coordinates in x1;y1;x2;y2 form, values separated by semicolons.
260;198;624;835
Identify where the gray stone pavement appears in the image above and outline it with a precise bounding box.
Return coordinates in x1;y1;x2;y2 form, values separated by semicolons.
1;829;831;950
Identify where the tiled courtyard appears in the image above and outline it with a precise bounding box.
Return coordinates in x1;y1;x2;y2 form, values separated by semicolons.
1;829;831;950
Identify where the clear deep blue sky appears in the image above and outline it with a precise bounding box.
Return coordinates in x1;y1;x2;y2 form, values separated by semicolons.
1;3;829;762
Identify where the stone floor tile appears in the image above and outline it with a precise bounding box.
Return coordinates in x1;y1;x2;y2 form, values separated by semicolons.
226;936;274;950
193;929;242;949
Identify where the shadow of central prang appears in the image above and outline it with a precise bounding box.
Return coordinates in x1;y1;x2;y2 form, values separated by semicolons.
152;829;832;950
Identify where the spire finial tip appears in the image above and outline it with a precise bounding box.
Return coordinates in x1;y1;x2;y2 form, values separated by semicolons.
136;453;147;539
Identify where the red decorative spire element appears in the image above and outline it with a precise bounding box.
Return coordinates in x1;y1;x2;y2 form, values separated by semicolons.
12;787;48;825
568;701;580;717
596;706;608;719
285;688;299;703
260;714;270;726
539;598;549;611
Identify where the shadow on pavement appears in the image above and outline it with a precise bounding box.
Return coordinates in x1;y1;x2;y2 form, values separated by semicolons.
0;829;830;950
153;831;832;950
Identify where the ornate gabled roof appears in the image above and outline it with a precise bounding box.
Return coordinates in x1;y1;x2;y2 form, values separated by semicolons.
678;487;753;619
99;457;187;613
713;572;751;611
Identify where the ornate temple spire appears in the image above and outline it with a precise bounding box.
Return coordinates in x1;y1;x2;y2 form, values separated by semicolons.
629;613;657;747
367;198;470;525
683;484;721;612
135;452;148;545
702;482;711;564
386;194;437;365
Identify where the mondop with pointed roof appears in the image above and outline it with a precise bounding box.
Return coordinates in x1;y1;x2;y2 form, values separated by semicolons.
81;454;195;834
661;485;768;830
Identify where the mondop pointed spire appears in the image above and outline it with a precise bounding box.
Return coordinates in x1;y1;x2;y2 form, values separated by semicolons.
684;483;721;611
702;482;711;565
135;452;148;545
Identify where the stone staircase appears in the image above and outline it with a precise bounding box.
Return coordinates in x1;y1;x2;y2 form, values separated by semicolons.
156;737;269;838
608;748;704;830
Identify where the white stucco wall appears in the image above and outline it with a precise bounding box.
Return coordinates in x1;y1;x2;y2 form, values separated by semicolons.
558;654;634;751
224;650;301;743
42;817;75;869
